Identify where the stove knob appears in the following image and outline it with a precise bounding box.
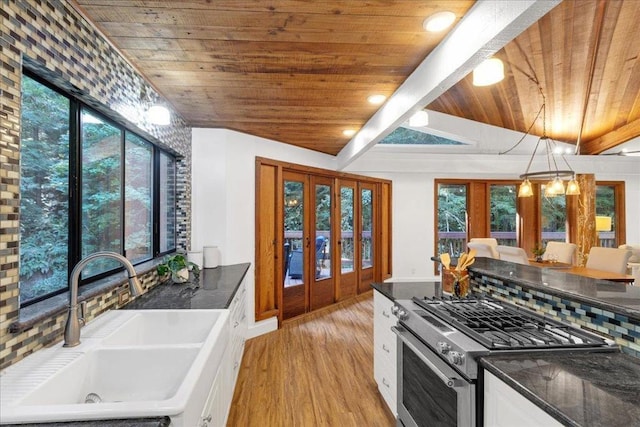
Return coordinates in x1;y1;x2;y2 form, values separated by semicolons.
396;308;408;321
437;341;451;354
390;305;399;316
448;351;465;366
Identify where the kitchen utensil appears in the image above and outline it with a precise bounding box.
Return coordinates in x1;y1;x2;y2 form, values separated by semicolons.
457;253;467;271
440;253;451;270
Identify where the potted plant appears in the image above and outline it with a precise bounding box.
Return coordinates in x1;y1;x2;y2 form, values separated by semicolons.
157;253;200;283
532;243;546;262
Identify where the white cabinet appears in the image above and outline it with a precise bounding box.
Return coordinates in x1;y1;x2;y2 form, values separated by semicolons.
373;290;397;415
228;279;247;389
199;364;225;427
198;279;247;427
484;371;562;427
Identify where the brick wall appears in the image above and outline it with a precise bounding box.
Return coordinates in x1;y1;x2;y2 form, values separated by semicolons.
0;0;192;369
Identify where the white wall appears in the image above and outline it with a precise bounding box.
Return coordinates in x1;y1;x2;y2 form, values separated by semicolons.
345;147;640;281
191;128;640;336
191;128;335;337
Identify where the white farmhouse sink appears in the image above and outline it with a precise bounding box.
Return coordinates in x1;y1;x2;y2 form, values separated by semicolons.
19;347;199;405
0;309;230;425
101;310;223;346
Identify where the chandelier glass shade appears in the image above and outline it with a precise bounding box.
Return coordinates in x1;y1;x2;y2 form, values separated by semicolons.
517;97;580;198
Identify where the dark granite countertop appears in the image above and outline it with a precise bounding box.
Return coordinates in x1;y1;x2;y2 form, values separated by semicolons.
481;351;640;427
469;257;640;319
123;262;250;310
371;281;442;301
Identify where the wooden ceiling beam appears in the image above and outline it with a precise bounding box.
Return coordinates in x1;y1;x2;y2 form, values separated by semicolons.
580;118;640;154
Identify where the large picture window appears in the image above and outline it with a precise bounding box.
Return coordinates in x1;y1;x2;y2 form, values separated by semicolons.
19;75;70;303
19;72;176;306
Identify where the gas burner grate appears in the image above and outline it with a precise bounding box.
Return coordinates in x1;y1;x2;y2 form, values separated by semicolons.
412;296;608;350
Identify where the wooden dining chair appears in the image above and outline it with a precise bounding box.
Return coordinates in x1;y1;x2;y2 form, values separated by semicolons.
585;247;633;275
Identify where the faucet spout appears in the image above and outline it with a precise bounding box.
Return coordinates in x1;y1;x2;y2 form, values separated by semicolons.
64;251;143;347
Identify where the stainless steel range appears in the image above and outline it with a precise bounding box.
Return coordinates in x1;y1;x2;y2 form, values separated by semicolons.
391;295;617;427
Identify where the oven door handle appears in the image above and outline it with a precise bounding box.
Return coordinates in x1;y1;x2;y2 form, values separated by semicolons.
392;326;467;389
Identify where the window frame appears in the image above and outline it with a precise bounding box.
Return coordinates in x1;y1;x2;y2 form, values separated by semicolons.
433;178;626;274
19;69;177;308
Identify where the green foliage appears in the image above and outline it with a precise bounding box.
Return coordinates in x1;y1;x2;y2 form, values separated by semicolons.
438;184;467;232
157;253;200;283
19;76;160;303
379;127;466;145
490;185;516;232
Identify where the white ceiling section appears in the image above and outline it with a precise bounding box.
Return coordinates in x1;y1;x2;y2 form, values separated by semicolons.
336;0;562;170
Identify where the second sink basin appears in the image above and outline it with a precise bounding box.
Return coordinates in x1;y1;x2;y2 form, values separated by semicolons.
19;346;199;406
101;310;223;346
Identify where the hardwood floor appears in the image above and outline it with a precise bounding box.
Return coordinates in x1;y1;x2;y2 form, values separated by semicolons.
227;292;396;426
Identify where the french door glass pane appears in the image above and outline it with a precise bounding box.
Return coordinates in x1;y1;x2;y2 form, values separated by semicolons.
159;152;177;253
19;75;70;304
81;110;122;277
315;184;331;279
125;132;153;262
490;184;517;245
541;192;566;244
596;185;616;247
437;184;467;256
341;187;354;273
361;188;373;269
284;180;304;285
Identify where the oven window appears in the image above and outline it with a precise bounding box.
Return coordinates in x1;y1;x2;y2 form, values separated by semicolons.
403;343;457;426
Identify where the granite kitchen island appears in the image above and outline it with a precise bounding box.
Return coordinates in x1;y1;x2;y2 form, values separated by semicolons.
376;257;640;427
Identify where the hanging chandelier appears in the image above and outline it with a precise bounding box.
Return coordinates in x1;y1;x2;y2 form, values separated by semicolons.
516;89;580;198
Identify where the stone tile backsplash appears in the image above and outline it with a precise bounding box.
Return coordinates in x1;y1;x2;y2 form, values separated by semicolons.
1;0;192;369
471;272;640;358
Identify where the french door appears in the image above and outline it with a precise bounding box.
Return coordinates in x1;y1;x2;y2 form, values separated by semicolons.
336;180;357;301
282;172;335;320
358;182;376;294
254;157;392;325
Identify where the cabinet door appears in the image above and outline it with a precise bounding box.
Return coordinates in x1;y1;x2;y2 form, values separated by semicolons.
373;291;397;414
200;365;224;427
484;371;562;427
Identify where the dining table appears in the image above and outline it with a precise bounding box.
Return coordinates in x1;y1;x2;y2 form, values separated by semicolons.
528;259;635;283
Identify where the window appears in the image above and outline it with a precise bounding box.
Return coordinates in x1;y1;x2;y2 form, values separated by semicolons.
437;183;467;256
19;75;70;303
159;152;177;253
490;184;516;245
541;192;567;244
434;179;626;269
125;133;153;262
596;184;619;247
81;110;123;277
19;72;176;306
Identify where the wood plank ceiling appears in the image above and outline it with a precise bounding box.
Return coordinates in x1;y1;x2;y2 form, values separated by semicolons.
71;1;640;156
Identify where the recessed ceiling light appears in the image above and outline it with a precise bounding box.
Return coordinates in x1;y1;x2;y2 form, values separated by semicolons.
343;129;356;137
423;11;456;32
367;94;386;105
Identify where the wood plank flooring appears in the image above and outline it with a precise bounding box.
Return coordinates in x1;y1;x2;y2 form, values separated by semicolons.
227;292;396;426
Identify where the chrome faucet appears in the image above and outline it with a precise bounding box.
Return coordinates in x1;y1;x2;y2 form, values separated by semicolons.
64;251;144;347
